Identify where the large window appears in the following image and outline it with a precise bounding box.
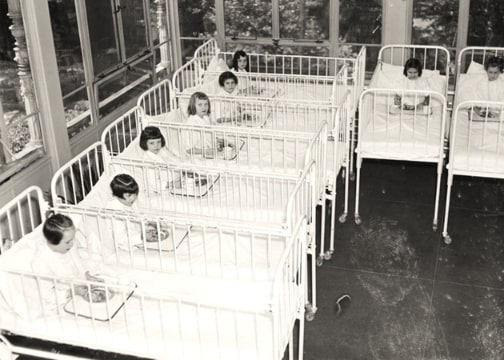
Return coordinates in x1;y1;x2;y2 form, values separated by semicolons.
0;0;45;183
48;0;173;138
279;0;329;41
178;0;216;61
223;0;272;39
339;0;382;71
412;0;458;48
467;0;504;47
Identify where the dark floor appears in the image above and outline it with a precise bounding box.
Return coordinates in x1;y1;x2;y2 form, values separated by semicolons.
304;159;504;360
9;159;504;360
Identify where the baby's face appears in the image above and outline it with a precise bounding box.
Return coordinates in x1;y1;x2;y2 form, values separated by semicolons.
119;193;138;207
487;66;500;81
51;227;76;254
237;56;248;70
406;68;419;80
195;99;209;117
146;138;162;154
223;78;237;94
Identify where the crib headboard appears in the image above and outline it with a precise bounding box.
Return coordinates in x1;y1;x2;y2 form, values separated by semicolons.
378;44;451;75
51;142;106;206
0;186;47;253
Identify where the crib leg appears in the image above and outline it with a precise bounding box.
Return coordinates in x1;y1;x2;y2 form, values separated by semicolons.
354;155;363;225
298;314;305;360
339;162;350;224
349;117;356;181
442;170;454;244
432;160;443;232
328;191;337;260
317;197;327;266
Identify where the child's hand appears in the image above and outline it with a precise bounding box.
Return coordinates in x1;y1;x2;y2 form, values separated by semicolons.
394;94;402;106
85;271;104;283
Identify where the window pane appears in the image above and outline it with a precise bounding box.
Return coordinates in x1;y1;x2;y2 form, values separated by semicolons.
180;38;207;62
279;0;329;40
48;0;91;139
224;0;272;38
120;0;149;59
97;57;153;118
468;0;504;46
85;1;120;75
178;0;216;37
339;0;382;44
412;0;458;48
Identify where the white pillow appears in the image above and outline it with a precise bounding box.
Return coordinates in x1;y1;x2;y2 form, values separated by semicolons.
208;58;228;73
466;61;485;74
380;61;441;79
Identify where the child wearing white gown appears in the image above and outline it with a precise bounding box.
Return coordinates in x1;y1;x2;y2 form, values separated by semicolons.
394;58;430;111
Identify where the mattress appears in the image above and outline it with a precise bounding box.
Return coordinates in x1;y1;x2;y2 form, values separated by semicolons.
451;111;504;172
357;102;444;160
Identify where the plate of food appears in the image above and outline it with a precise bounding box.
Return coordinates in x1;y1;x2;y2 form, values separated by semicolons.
64;280;137;321
169;171;220;197
135;225;189;252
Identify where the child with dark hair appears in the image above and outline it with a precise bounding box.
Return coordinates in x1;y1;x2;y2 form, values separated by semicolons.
108;173;139;211
217;71;239;96
32;214;105;306
138;126;178;162
231;50;249;72
394;57;430;110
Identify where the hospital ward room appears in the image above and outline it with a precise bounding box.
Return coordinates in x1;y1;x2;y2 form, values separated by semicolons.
0;0;504;359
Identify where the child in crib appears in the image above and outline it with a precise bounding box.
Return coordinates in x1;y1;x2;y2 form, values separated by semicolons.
215;71;242;124
394;58;430;111
108;173;140;212
139;126;178;162
461;56;504;117
231;50;249;73
32;214;108;306
184;92;225;158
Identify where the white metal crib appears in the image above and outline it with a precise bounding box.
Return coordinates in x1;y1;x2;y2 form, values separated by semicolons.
0;186;307;359
50;142;320;319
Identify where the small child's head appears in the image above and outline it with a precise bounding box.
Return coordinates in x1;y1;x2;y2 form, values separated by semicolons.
403;58;423;80
218;71;238;94
139;126;166;154
232;50;249;72
187;91;211;117
484;56;503;82
43;214;76;254
110;174;139;207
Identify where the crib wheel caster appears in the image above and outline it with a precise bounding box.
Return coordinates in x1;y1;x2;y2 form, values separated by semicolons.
432;224;438;232
354;215;361;225
305;305;316;321
338;213;347;223
316;256;324;267
443;234;451;245
324;251;332;261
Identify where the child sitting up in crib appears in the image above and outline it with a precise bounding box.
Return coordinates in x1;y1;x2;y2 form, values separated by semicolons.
231;50;249;73
32;214;110;305
184;92;234;158
394;58;430;111
106;174;169;247
139;126;178;162
214;71;243;124
461;56;504;118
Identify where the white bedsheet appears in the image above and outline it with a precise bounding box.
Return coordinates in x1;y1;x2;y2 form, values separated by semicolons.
451;111;504;172
358;102;444;160
0;265;287;360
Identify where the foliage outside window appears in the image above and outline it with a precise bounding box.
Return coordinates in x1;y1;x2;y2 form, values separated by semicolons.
48;0;91;139
223;0;272;39
467;0;504;47
49;0;172;138
0;1;45;182
279;0;329;41
178;0;216;61
339;0;382;72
